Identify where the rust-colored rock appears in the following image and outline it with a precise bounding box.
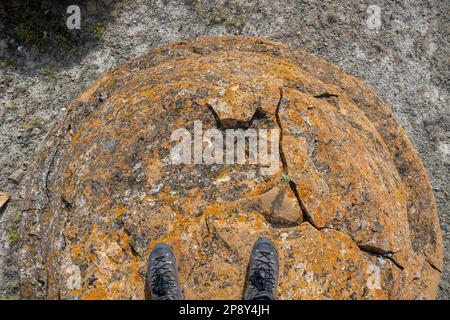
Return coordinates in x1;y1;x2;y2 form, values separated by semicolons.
253;185;302;225
19;36;443;299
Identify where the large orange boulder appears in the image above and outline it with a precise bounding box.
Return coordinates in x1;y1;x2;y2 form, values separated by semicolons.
19;36;442;299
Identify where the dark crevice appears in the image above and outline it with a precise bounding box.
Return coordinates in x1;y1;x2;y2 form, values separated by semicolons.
274;87;317;228
425;258;442;273
288;181;314;225
248;107;268;126
357;245;404;270
61;196;73;211
313;92;339;99
263;218;299;228
203;102;223;129
274;88;287;172
123;227;131;237
203;101;267;130
203;215;211;242
129;244;141;258
203;101;248;130
218;119;251;130
358;243;393;255
386;256;404;271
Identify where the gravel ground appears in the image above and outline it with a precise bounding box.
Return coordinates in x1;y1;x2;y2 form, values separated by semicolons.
0;0;448;299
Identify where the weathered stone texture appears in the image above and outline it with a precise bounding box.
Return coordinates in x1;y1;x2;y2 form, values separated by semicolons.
19;36;442;299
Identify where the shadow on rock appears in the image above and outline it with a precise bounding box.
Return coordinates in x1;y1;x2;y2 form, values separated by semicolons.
0;0;117;73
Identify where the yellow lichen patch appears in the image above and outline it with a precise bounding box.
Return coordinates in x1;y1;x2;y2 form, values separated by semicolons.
114;206;127;220
70;126;83;146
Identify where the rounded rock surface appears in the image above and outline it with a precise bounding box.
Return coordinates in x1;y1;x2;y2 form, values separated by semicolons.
19;36;443;299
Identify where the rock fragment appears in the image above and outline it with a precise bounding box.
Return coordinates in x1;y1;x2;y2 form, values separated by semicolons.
0;192;9;212
254;185;302;225
8;168;24;184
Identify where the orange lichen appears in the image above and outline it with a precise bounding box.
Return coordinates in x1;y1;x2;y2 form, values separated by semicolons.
19;36;442;300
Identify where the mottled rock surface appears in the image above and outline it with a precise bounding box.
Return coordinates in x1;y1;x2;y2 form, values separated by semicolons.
19;36;442;299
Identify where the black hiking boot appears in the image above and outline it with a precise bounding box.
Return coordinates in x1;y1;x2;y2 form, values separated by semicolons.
244;237;279;300
147;243;183;300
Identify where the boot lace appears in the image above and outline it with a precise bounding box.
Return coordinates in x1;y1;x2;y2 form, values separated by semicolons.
249;251;275;293
151;256;177;297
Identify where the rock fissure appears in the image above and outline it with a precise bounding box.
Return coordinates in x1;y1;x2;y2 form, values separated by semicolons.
203;215;211;241
61;196;73;211
357;244;404;270
425;258;442;273
313;92;339;99
203;102;223;129
275;87;316;228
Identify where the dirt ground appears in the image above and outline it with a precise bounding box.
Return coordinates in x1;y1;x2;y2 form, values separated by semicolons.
0;0;448;299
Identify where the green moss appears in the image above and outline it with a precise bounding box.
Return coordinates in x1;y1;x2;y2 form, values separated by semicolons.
7;101;18;111
327;10;339;23
0;59;15;69
14;85;27;95
17;24;34;45
280;174;291;184
13;211;22;224
17;23;43;48
40;66;59;79
224;13;247;29
210;6;229;23
55;33;78;56
41;67;61;87
187;0;247;31
7;212;22;244
7;231;18;243
111;1;125;18
22;116;45;131
186;0;201;9
93;22;107;39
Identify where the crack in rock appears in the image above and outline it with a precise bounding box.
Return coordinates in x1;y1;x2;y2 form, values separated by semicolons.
275;87;317;228
313;92;339;99
425;258;442;273
357;244;404;270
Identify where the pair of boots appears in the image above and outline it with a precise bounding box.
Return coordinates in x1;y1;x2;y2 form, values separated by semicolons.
148;238;279;300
